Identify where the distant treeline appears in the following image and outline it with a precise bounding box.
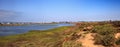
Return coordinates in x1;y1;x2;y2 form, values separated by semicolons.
97;20;120;27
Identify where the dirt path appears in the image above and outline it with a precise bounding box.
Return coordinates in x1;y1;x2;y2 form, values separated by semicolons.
76;33;104;47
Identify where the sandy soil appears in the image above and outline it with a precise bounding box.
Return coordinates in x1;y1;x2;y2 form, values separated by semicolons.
115;33;120;39
76;33;104;47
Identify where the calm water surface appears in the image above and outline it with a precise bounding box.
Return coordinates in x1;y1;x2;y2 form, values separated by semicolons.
0;24;73;36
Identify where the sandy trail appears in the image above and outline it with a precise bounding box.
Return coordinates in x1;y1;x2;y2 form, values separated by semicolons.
115;33;120;39
77;33;104;47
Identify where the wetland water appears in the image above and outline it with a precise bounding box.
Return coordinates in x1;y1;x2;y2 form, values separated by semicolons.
0;24;73;36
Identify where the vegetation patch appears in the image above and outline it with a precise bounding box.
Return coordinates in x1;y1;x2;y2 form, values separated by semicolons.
0;26;70;47
92;24;117;46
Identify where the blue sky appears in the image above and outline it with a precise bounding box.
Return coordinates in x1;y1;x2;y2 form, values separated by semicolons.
0;0;120;22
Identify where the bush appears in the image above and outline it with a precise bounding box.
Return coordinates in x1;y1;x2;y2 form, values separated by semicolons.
116;37;120;45
92;24;116;46
102;34;115;46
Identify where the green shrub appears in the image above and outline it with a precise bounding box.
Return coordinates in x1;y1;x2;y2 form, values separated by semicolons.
102;34;115;46
116;37;120;45
93;24;116;46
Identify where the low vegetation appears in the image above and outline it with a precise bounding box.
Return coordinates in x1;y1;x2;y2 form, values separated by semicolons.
92;21;120;47
0;21;120;47
92;26;116;46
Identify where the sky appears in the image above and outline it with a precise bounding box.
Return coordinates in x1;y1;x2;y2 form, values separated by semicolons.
0;0;120;22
